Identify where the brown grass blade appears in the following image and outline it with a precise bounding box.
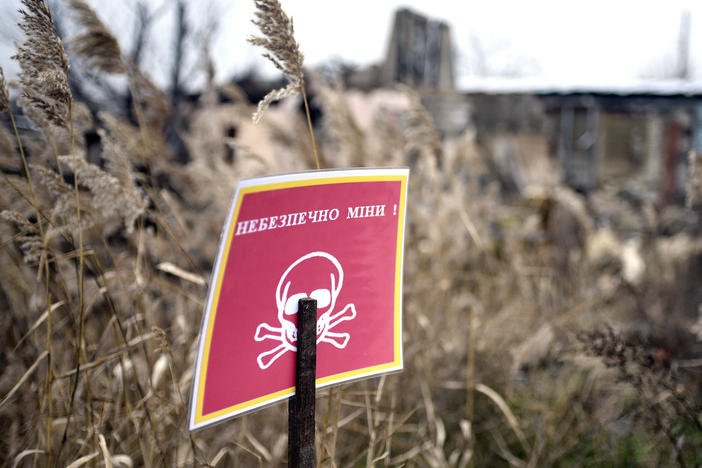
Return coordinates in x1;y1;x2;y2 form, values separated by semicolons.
0;350;48;410
476;383;530;453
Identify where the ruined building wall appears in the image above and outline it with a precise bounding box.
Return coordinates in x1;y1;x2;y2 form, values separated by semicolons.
382;8;455;90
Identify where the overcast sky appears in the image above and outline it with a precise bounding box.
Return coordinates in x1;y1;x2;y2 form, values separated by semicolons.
1;0;701;91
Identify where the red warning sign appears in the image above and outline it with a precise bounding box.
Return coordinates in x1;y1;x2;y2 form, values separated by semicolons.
189;168;409;431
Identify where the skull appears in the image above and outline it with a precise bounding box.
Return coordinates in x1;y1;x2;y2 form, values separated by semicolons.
276;251;343;345
254;251;357;369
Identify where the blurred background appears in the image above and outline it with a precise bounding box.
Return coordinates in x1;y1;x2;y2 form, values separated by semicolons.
2;0;702;199
3;0;702;88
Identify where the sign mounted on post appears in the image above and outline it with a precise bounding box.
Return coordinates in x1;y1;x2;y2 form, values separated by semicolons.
189;168;409;431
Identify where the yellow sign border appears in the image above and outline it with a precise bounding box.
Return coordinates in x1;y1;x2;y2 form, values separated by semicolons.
192;172;408;428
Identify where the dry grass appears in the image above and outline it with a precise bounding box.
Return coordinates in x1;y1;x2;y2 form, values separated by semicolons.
1;2;702;467
248;0;304;124
248;0;319;169
68;0;125;74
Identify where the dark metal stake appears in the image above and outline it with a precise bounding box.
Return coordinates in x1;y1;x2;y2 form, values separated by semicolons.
288;297;317;467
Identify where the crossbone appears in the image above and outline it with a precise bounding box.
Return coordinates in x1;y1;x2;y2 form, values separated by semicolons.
254;252;356;370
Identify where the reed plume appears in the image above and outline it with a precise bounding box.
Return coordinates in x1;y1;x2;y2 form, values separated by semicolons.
58;154;147;234
248;0;320;168
248;0;304;123
12;0;71;129
1;210;42;263
30;164;77;225
68;0;125;74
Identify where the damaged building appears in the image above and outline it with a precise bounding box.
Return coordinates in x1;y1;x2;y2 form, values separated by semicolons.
354;7;702;205
465;82;702;203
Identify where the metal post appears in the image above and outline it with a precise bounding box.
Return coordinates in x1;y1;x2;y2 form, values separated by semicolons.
288;297;317;467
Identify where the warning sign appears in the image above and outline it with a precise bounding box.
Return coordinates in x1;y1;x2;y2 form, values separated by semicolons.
189;168;409;431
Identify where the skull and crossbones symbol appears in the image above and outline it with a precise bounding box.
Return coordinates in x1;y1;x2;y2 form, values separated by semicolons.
254;251;357;370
